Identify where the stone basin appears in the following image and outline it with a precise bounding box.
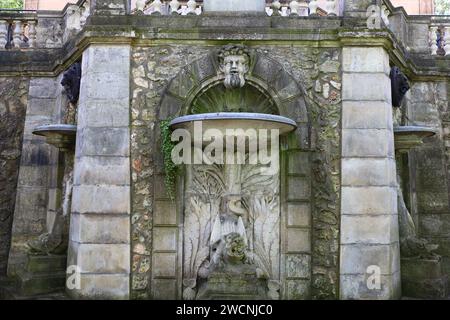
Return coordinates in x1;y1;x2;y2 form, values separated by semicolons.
32;124;77;151
394;126;437;152
170;112;297;146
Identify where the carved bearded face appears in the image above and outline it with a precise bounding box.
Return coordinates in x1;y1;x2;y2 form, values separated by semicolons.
219;53;250;89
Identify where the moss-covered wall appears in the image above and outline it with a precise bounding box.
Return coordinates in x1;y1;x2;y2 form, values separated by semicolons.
129;44;342;299
0;77;29;275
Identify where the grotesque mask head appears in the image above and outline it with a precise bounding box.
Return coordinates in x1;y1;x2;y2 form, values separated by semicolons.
61;62;82;104
218;45;250;89
390;66;410;108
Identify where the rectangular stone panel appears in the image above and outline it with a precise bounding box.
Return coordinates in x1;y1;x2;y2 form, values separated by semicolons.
154;200;177;226
151;279;178;300
342;47;390;75
152;253;177;278
341;158;396;187
76;243;130;274
286;254;311;279
73;156;130;186
340;243;400;275
287;177;311;201
287;228;311;253
341;214;399;245
287;203;311;227
342;129;394;158
285;279;310;300
341;186;397;215
82;45;130;77
71;185;130;215
77;99;130;129
75;127;130;158
342;73;391;102
287;151;310;176
69;274;130;300
153;227;177;251
342;101;392;130
70;213;130;244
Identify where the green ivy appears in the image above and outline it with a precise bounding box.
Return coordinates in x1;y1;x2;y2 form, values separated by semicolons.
160;119;178;201
0;0;23;9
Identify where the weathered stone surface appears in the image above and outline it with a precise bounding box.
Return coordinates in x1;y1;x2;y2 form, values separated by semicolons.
342;129;394;158
342;101;392;130
341;215;399;245
0;77;28;275
342;158;396;187
70;213;130;244
72;185;130;214
69;274;130;300
341;186;397;215
75;243;130;274
342;47;390;75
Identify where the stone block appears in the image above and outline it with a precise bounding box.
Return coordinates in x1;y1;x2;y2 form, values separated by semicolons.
70;213;130;244
341;158;396;187
286;254;311;279
285;279;310;300
287;203;311;227
340;271;401;300
77;99;129;128
342;47;390;75
153;227;178;251
154;200;177;226
151;279;177;300
152;253;177;278
287;151;310;175
342;73;391;102
342;101;392;130
287;177;311;201
82;45;130;77
340;243;400;275
69;274;129;300
79;72;130;102
28;78;58;99
71;185;130;214
76;127;130;157
342;129;394;158
76;243;130;274
74;156;130;186
341;214;399;245
287;228;310;253
17;165;50;187
419;214;450;237
26;98;56;116
341;186;397;215
401;257;444;280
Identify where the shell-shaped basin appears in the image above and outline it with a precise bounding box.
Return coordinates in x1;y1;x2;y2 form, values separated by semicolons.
394;126;436;152
33;124;77;151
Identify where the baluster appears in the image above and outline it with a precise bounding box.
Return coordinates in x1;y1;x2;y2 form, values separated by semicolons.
186;0;197;15
0;20;7;49
150;0;163;15
80;1;90;26
289;1;300;16
381;5;390;26
169;0;181;15
28;20;36;48
308;0;318;16
298;1;309;16
444;26;450;56
430;26;439;55
136;0;146;13
326;0;337;16
13;20;22;49
271;1;281;16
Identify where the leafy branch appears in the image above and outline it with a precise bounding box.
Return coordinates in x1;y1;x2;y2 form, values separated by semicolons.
160;119;178;201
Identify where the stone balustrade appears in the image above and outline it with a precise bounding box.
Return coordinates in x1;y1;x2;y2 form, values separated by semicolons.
0;16;37;49
430;25;450;56
132;0;341;16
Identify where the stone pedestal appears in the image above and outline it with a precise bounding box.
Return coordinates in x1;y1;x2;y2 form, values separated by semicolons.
401;257;448;299
15;255;67;296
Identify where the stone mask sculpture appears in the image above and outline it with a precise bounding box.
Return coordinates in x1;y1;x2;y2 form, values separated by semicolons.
61;62;82;104
390;66;410;108
218;44;250;89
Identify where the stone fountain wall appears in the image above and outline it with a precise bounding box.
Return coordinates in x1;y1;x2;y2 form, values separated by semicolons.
0;77;29;275
129;44;342;300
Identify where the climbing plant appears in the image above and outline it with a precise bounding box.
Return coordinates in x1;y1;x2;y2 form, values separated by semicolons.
0;0;23;9
160;119;178;201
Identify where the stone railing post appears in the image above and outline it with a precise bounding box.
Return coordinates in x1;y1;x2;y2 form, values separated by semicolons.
308;0;318;16
340;45;401;299
27;20;36;48
326;0;338;16
444;26;450;56
430;26;439;55
12;20;22;49
0;20;8;49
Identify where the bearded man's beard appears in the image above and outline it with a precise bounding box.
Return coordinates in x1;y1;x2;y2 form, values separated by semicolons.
224;72;245;89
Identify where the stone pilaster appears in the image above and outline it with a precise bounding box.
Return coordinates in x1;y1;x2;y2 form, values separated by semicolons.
67;44;131;299
340;47;401;299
